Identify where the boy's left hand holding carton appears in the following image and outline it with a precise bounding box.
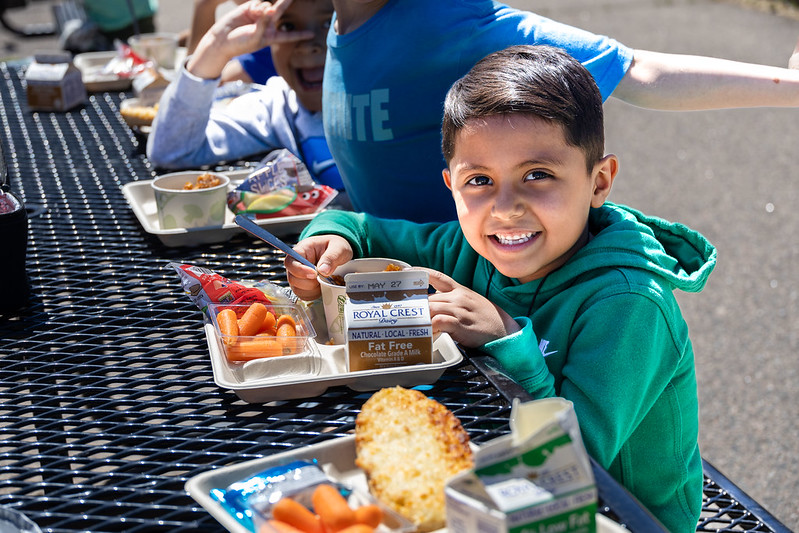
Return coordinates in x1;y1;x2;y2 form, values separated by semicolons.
286;235;521;349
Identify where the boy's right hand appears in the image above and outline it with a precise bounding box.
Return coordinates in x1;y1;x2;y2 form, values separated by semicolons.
285;235;353;301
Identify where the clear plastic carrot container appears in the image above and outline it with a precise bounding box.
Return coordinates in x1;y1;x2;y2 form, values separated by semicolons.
209;302;320;379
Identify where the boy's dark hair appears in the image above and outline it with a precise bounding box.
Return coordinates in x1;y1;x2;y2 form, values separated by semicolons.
442;45;605;171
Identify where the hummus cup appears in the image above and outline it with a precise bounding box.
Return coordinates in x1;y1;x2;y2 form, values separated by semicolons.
318;258;411;344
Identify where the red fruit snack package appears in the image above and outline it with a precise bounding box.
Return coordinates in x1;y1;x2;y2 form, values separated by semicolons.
171;263;273;318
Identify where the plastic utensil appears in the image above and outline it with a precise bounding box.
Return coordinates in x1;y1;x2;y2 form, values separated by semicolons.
234;214;337;285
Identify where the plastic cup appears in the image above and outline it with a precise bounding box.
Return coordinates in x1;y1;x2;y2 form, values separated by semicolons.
151;171;229;230
0;185;30;312
128;32;179;69
318;258;410;344
0;505;42;533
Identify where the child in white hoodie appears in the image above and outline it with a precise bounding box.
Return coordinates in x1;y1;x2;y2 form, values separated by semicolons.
147;0;343;191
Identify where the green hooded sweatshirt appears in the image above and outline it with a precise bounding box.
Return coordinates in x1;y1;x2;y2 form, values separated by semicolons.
300;202;716;533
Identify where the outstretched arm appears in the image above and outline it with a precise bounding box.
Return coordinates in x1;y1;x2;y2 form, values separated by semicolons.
612;40;799;110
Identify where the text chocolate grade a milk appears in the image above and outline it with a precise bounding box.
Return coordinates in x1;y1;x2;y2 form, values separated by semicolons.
344;270;433;371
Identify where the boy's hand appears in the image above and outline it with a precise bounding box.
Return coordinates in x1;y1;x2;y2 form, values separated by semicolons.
188;0;313;79
284;235;353;301
419;268;521;348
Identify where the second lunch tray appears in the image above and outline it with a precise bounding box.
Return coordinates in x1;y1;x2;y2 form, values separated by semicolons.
122;170;318;247
186;435;628;533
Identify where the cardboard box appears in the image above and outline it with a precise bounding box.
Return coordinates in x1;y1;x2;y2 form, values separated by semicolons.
344;270;433;371
445;398;597;533
25;53;86;111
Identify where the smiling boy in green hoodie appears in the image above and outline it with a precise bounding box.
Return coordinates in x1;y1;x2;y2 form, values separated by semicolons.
285;45;716;532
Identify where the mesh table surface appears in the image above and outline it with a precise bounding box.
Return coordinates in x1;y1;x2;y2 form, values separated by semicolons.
0;62;788;533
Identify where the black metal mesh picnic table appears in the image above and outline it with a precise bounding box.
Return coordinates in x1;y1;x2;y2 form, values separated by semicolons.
0;62;789;533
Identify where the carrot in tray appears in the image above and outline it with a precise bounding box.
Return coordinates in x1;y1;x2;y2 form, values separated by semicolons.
276;317;297;337
353;504;383;528
225;339;284;362
276;314;297;331
276;314;300;353
270;497;323;533
261;520;307;533
312;484;357;532
257;311;278;336
337;525;374;533
216;308;239;345
238;302;269;336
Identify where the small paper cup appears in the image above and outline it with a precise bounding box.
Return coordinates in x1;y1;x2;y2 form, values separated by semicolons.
151;171;229;230
318;258;410;344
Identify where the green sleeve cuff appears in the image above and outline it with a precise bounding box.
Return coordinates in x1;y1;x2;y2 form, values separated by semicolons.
480;317;553;396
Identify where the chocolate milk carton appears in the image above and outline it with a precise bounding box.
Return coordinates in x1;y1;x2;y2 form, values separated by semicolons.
25;53;86;111
344;270;432;371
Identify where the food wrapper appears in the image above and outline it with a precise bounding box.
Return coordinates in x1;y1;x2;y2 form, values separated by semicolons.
227;149;337;219
108;41;151;79
169;262;294;318
210;460;330;532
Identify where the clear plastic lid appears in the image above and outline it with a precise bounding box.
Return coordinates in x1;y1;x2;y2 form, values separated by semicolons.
0;506;42;533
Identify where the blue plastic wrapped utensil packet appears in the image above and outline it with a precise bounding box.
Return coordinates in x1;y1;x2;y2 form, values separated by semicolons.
209;460;339;532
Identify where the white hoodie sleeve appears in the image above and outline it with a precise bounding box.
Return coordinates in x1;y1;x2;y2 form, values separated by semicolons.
146;61;302;169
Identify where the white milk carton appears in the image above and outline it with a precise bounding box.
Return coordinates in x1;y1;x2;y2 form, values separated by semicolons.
132;66;170;105
25;53;86;111
344;270;433;371
445;398;597;533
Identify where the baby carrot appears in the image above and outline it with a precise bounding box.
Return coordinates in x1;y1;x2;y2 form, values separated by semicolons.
271;497;323;533
238;302;268;336
216;308;239;345
276;314;297;330
276;314;300;353
276;321;297;337
312;484;356;532
336;525;374;533
260;520;306;533
257;311;277;336
353;504;383;528
225;339;283;362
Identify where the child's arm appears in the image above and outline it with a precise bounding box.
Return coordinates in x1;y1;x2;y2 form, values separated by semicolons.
188;0;312;80
613;42;799;110
146;74;289;168
483;290;685;468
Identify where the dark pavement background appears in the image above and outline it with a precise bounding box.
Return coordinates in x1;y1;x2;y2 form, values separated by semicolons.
1;0;797;529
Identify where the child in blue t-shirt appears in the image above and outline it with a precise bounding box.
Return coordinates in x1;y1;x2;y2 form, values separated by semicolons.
324;0;799;222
